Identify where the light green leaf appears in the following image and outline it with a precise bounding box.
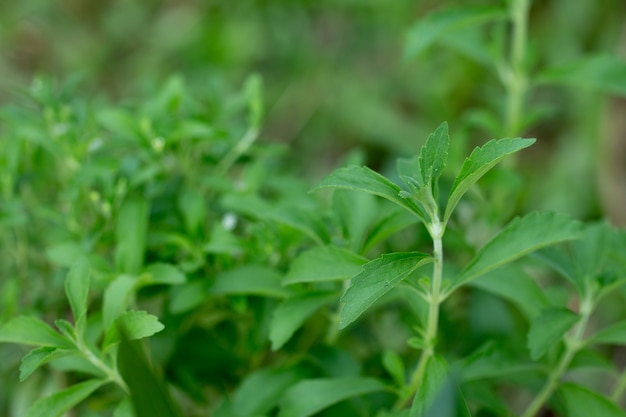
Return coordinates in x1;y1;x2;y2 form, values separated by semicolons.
65;257;91;324
25;378;107;417
419;122;449;187
589;321;626;346
527;307;579;360
278;377;387;417
405;5;507;60
115;197;149;274
270;291;338;350
284;246;367;284
211;265;288;298
469;266;548;319
340;252;432;329
538;55;626;97
232;367;304;417
455;212;583;287
313;165;426;220
559;383;626;417
142;263;186;285
19;347;73;382
444;138;535;223
0;316;73;348
103;275;138;330
104;311;165;349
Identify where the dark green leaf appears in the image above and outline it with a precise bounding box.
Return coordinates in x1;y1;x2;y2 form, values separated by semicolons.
559;383;626;417
270;291;338;350
278;377;387;417
284;246;367;284
340;252;432;329
405;5;507;60
211;265;288;298
444;138;535;223
65;257;91;324
313;165;426;220
527;307;579;360
0;316;73;348
25;379;107;417
456;212;582;287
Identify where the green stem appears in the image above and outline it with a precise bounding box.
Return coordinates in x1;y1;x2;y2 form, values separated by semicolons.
521;292;594;417
394;217;444;409
77;340;129;394
504;0;530;138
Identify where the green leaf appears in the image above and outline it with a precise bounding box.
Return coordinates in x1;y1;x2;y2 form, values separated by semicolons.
589;320;626;346
313;165;426;220
103;275;138;330
231;366;305;417
65;257;91;324
115;197;150;274
404;5;507;60
113;398;135;417
538;55;626;97
142;263;186;285
443;138;535;223
270;291;338;350
25;378;107;417
455;212;582;287
410;355;448;417
382;350;406;387
527;307;579;360
469;266;548;319
559;383;626;417
0;316;73;348
211;265;288;298
104;311;165;349
571;221;612;281
278;377;387;417
340;252;432;329
419;122;449;187
19;347;72;382
284;246;367;284
118;333;183;417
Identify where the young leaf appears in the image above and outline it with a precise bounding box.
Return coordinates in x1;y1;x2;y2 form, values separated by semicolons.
65;257;91;323
278;377;387;417
25;378;107;417
270;291;338;350
284;245;367;285
231;366;305;417
0;316;74;348
313;165;426;221
527;307;579;360
19;347;72;382
588;320;626;347
418;122;449;187
455;212;582;287
404;5;507;60
104;310;165;349
559;383;626;417
339;252;433;329
443;138;535;223
211;265;289;298
115;197;149;274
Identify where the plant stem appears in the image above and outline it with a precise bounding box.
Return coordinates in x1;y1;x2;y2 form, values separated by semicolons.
504;0;530;138
77;340;129;394
395;217;444;409
521;292;594;417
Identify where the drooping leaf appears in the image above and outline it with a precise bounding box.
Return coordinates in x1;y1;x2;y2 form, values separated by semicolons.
65;257;91;325
0;316;73;348
25;378;107;417
115;197;150;274
418;122;449;187
455;212;582;287
559;383;626;417
270;291;338;350
231;366;305;417
404;5;507;60
538;55;626;97
118;333;183;417
469;266;548;319
339;252;432;329
589;320;626;347
443;138;535;223
278;377;387;417
313;165;426;221
211;265;288;298
284;246;367;285
103;275;138;330
527;307;579;360
19;347;73;381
